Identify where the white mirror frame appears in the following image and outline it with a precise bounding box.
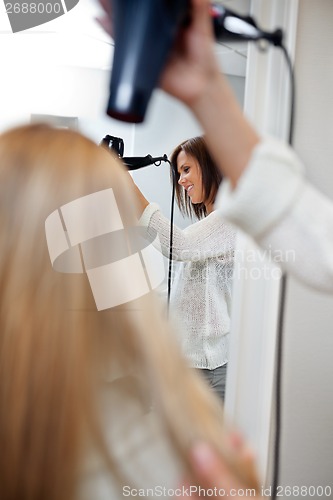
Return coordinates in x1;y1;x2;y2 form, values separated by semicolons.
224;0;299;483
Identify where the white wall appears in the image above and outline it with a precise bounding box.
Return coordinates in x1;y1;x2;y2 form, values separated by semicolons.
279;1;333;496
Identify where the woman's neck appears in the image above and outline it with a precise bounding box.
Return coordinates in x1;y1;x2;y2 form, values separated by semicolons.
205;201;214;215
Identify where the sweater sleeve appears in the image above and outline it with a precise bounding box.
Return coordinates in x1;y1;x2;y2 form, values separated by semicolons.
139;203;235;263
215;137;333;293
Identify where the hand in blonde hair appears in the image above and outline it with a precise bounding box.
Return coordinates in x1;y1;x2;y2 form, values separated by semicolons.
182;436;263;499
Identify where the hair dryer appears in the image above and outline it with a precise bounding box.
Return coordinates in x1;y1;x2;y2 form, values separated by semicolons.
107;1;283;124
107;0;190;124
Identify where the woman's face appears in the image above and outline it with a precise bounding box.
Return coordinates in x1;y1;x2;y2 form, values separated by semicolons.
177;150;205;205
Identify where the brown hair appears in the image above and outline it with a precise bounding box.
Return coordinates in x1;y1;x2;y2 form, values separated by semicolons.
0;125;258;499
170;136;222;220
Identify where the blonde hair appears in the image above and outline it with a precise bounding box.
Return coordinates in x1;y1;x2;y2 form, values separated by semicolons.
0;125;258;499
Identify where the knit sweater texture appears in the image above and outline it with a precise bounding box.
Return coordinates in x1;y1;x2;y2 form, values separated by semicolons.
140;204;236;369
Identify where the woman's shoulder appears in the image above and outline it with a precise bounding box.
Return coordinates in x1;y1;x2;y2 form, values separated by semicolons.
197;210;237;234
184;211;236;251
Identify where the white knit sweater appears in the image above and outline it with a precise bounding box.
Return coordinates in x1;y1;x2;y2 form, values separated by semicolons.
140;204;236;369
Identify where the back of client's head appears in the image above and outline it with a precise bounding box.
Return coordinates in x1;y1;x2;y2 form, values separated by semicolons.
0;125;257;500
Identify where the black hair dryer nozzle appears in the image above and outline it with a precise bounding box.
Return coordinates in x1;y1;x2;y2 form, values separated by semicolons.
107;0;190;124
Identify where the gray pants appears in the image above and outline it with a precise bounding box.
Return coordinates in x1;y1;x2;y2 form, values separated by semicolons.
198;364;228;401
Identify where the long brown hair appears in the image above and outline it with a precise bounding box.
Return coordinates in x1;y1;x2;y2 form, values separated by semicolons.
170;136;222;220
0;125;258;499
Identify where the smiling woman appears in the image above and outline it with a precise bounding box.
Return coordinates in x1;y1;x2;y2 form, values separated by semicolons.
177;150;205;206
171;136;223;219
132;136;236;401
